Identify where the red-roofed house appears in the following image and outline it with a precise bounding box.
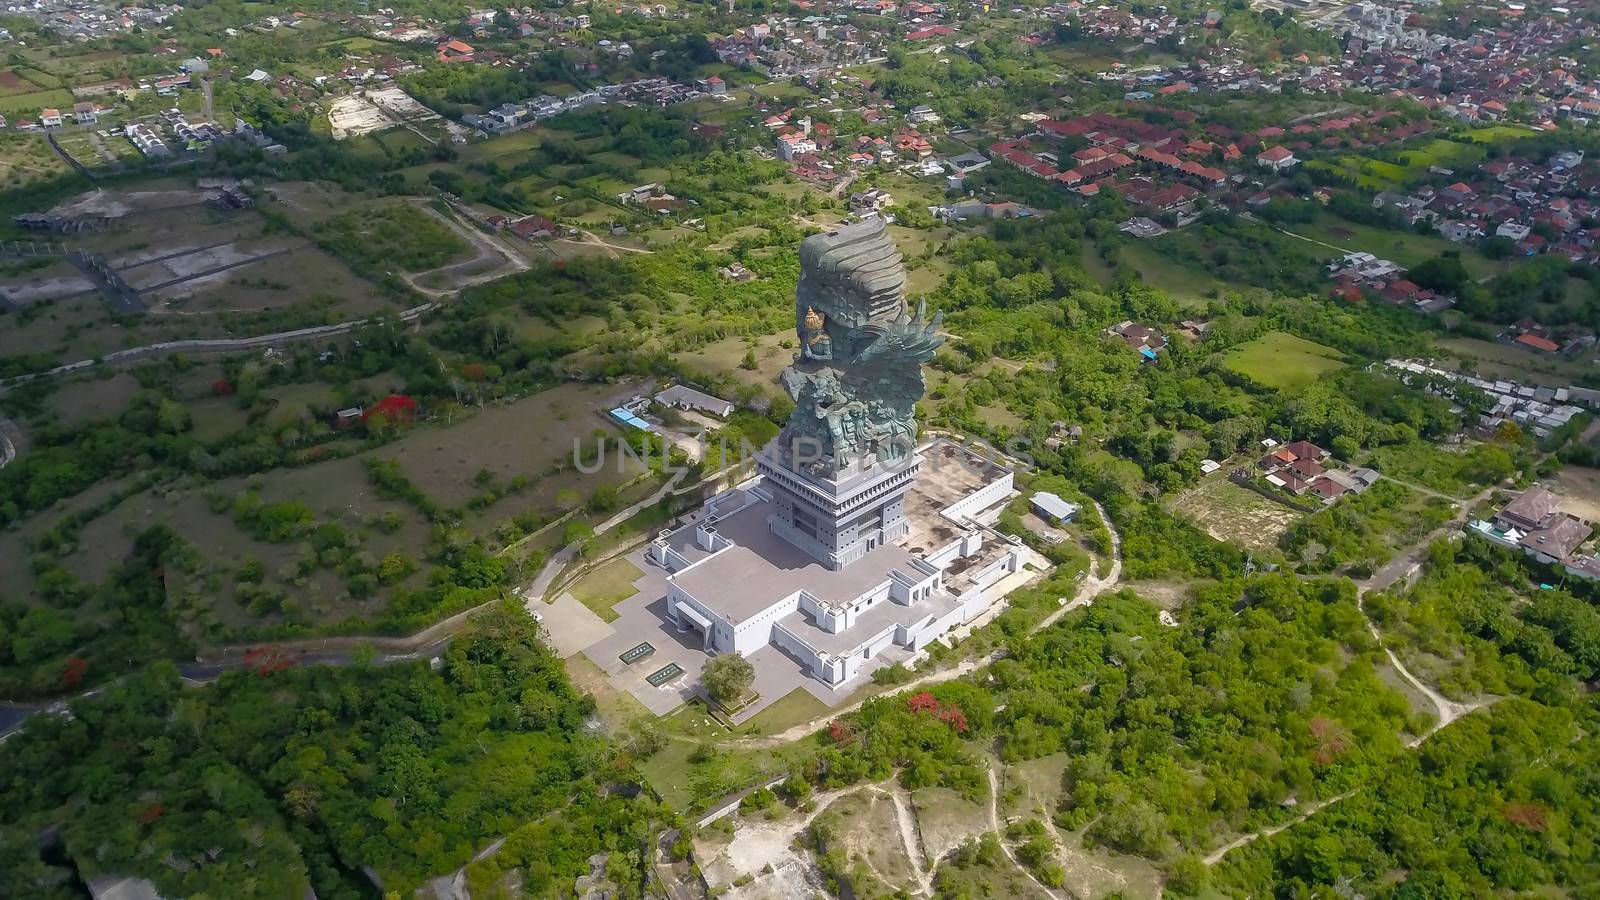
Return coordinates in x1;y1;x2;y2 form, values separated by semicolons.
437;39;475;62
510;216;559;239
1515;333;1561;353
1257;146;1298;171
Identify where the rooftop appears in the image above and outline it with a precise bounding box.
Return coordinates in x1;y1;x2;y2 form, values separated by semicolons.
670;493;922;621
1520;515;1592;559
901;442;1011;554
777;587;961;655
1501;485;1562;529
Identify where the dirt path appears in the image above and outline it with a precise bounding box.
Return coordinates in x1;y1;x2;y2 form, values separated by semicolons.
1191;487;1500;867
401;201;531;298
1354;481;1500;738
884;785;931;893
552;229;655;258
0;413;19;469
1270;224;1356;255
1374;473;1461;504
2;302;437;391
1358;482;1499;595
987;761;1070;900
521;468;689;605
705;780;885;892
1201;790;1355;866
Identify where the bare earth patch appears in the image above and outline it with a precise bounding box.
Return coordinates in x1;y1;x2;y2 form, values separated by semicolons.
912;785;989;864
1546;466;1600;524
1168;473;1304;554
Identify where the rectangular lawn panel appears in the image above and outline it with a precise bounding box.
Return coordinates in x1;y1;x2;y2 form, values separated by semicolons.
569;557;645;623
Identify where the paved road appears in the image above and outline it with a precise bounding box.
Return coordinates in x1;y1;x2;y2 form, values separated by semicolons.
0;413;18;469
0;641;455;741
523;468;691;604
1359;482;1499;595
2;301;436;389
724;499;1124;749
400;201;530;299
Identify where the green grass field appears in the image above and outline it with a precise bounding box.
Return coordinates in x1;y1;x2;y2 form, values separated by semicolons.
0;87;76;116
1460;125;1538;145
567;557;644;622
1397;138;1485;171
736;688;830;736
1311;140;1484;190
1121;240;1232;307
1309;156;1409;190
1288;213;1504;280
1223;331;1346;392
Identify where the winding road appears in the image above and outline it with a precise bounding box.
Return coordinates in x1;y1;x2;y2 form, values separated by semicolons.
1;301;437;390
400;201;531;299
1199;482;1504;868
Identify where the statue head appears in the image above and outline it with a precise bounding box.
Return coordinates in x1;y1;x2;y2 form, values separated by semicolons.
796;218;906;330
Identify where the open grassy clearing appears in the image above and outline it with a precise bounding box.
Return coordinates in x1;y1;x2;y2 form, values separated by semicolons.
1222;331;1346;392
1168;471;1304;555
383;382;638;507
2;379;662;642
1310;139;1484;190
564;653;652;730
1288;212;1504;280
1001;753;1163;898
0;294;178;363
1459;124;1538;144
678;330;794;394
0;87;75;116
153;246;399;317
1435;336;1600;388
638;715;800;811
821;791;921;895
0;476;136;600
46;372;142;426
0;68;46;95
311;200;473;276
1308;155;1408;190
1120;239;1232;308
0;132;70;188
1366;441;1503;499
911;784;989;863
1541;465;1600;523
1395;138;1485;172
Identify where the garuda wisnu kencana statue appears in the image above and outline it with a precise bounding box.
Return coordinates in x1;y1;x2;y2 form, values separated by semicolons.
779;218;942;478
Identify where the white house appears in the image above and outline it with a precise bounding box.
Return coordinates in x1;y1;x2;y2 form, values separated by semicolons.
776;131;817;160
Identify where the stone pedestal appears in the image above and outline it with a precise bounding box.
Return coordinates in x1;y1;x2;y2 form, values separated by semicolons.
758;445;920;570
